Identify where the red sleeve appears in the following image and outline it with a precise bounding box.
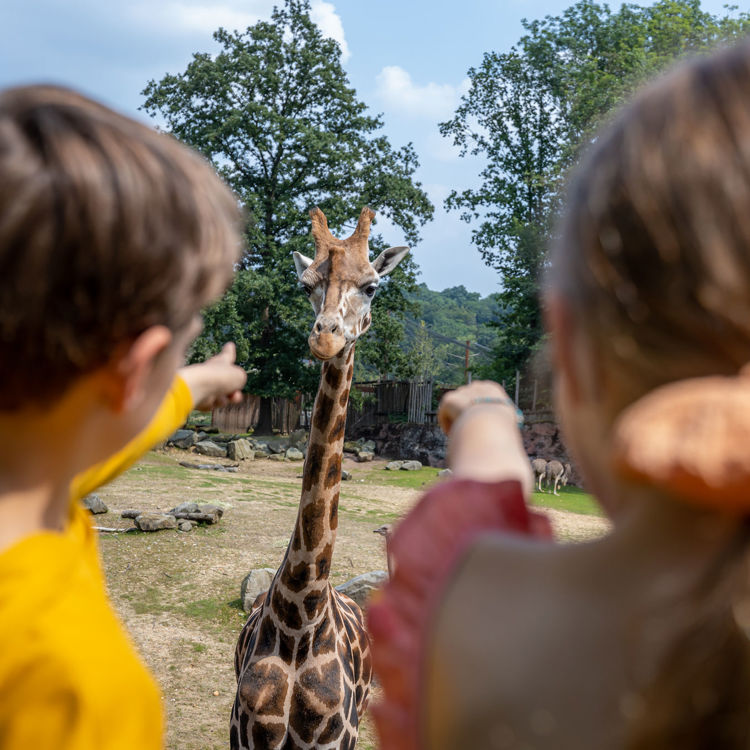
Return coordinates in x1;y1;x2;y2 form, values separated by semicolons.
367;479;553;750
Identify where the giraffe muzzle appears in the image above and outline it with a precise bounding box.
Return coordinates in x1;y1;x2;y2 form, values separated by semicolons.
309;332;347;360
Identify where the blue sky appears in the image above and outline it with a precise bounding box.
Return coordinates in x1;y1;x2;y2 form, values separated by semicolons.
0;0;741;296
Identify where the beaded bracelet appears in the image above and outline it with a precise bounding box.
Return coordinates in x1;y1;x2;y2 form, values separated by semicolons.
468;396;525;427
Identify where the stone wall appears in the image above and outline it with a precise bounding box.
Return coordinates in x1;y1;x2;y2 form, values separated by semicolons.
351;411;582;485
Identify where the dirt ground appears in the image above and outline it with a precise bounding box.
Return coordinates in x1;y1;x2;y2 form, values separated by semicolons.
94;448;609;750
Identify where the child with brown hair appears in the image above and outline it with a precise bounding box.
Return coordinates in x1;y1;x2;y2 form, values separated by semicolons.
369;39;750;749
0;85;246;748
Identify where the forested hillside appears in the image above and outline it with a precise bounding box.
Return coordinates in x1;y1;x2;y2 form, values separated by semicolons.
399;284;502;386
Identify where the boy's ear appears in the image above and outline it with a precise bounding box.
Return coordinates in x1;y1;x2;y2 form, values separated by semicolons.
102;326;173;412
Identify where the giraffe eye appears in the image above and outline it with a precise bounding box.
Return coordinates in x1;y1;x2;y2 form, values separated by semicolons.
363;284;378;298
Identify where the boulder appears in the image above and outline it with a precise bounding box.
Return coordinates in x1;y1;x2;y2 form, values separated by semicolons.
438;468;453;478
360;439;376;454
356;451;374;462
81;493;108;514
335;570;388;608
121;509;141;519
285;447;304;461
268;453;286;462
343;441;361;455
195;440;227;458
341;470;352;481
170;502;200;515
400;460;423;471
199;504;225;519
169;429;198;449
240;568;276;612
178;521;193;532
288;429;308;448
227;438;253;461
253;442;269;453
265;438;288;455
254;450;270;459
385;461;405;471
135;513;178;532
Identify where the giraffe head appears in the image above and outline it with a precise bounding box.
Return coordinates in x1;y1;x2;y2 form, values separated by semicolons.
293;206;409;361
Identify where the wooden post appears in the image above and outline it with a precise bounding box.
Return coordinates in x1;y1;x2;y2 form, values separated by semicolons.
465;340;471;384
532;379;538;412
514;370;520;406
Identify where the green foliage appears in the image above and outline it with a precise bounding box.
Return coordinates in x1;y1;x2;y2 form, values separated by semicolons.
401;284;502;385
142;0;432;396
442;0;750;382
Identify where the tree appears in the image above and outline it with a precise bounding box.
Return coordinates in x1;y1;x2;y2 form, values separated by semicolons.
441;0;750;381
142;0;433;421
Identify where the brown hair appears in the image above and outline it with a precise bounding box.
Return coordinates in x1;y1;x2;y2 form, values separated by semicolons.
551;41;750;748
0;85;242;410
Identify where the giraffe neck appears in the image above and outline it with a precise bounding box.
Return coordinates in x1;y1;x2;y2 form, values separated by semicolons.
280;345;354;594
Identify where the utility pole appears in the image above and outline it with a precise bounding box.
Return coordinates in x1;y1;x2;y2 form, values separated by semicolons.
465;340;471;384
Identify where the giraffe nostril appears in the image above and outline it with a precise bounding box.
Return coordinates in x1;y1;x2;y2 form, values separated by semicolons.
330;324;339;334
315;321;323;333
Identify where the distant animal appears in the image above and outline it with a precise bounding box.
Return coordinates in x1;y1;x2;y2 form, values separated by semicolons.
545;460;571;496
531;458;548;492
373;524;393;577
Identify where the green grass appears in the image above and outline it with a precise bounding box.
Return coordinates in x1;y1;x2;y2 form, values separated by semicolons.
530;486;603;516
363;466;441;490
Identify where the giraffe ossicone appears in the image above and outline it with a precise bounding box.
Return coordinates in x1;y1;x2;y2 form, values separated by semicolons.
230;207;409;749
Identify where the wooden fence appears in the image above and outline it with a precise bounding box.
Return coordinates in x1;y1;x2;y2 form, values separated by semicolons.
346;379;435;434
211;394;302;434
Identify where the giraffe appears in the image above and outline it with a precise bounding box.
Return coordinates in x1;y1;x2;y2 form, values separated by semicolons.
230;206;409;750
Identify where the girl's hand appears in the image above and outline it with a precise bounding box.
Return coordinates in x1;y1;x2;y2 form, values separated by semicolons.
438;381;518;435
439;381;531;491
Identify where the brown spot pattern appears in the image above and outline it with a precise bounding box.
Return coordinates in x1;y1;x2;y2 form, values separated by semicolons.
318;713;344;744
312;620;336;657
339;388;350;407
299;660;341;709
289;685;325;744
303;442;325;492
296;632;310;667
253;616;277;658
280;559;310;593
324;455;341;488
239;662;288;717
300;501;326;550
279;629;295;665
316;543;333;579
251;721;286;748
303;590;326;620
313;392;334;429
329;492;339;531
324;364;343;390
272;588;302;630
347;364;353;381
328;414;346;443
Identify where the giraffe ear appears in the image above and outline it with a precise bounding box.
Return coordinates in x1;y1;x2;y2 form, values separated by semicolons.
372;246;409;277
293;252;314;280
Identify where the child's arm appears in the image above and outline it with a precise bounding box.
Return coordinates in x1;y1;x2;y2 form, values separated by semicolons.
439;380;533;494
70;344;246;500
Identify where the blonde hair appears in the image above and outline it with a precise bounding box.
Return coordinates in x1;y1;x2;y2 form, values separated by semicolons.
551;41;750;748
0;85;242;410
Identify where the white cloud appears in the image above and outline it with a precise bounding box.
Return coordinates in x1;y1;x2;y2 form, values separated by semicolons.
375;66;469;120
126;0;349;52
310;1;350;62
126;1;273;34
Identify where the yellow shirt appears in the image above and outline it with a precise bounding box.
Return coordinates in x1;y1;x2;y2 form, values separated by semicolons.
0;376;193;749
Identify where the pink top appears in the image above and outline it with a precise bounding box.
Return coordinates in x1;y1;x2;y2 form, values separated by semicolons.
367;479;554;750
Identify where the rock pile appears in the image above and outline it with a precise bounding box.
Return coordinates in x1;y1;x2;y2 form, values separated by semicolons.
166;427;310;463
116;502;226;533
